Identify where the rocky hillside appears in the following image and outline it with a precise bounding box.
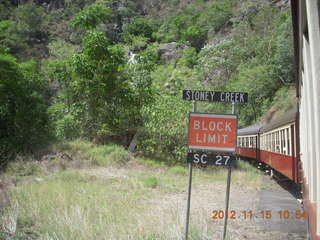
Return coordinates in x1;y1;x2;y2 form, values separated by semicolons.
0;0;295;164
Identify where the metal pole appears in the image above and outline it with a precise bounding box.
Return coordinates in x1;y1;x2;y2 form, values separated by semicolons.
223;103;236;240
185;101;197;240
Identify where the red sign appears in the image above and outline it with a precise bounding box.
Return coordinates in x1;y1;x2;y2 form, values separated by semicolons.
188;113;237;152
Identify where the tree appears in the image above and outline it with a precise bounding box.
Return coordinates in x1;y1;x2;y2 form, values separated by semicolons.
14;2;46;39
182;25;207;51
0;53;50;165
68;31;145;139
122;17;155;42
72;3;111;30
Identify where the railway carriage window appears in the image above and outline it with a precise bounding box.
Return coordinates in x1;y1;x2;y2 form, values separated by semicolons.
287;128;291;155
273;132;276;153
269;133;271;152
268;134;271;151
282;129;286;154
274;132;277;153
271;132;274;152
280;130;282;154
283;128;288;155
265;135;267;151
275;132;278;153
276;131;280;153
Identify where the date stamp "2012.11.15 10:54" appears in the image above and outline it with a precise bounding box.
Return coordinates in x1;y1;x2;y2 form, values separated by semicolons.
211;210;309;220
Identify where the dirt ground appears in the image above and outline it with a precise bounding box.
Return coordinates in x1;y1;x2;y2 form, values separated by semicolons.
153;173;308;240
0;161;308;240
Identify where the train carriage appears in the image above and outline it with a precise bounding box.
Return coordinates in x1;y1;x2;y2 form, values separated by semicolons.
237;0;320;238
236;106;299;183
259;107;298;183
237;125;261;160
291;0;320;239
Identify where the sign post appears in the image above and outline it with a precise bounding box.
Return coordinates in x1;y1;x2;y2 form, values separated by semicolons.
183;90;247;240
185;101;196;240
223;102;236;240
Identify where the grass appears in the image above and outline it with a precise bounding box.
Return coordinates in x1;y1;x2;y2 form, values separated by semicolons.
143;177;159;188
1;140;269;239
6;160;43;177
85;144;131;167
137;157;165;168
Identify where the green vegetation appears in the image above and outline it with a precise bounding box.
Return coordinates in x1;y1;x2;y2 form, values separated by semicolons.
0;0;295;165
0;1;296;238
1;141;266;239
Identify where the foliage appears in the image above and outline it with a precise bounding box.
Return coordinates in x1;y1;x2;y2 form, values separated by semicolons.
177;47;198;68
182;25;207;50
47;39;79;60
156;15;189;42
122;17;156;42
48;102;81;140
155;0;231;44
139;94;191;163
151;64;201;95
0;54;50;165
273;14;294;84
0;20;27;55
69;31;131;136
228;61;278;126
0;0;13;21
14;2;46;38
46;30;155;141
197;40;237;87
0;0;295;166
72;3;111;30
197;0;231;32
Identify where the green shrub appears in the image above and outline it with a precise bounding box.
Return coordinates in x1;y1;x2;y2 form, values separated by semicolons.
14;2;46;36
198;0;231;32
227;61;278;126
48;103;80;140
273;14;294;84
182;25;207;50
0;54;50;164
72;3;111;30
122;17;156;41
177;47;198;68
139;94;191;164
